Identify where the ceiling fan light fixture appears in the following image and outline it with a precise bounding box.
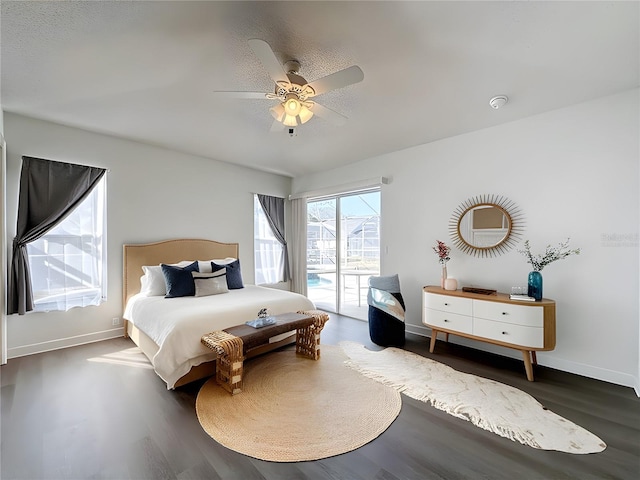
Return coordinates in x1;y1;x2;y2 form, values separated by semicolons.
283;114;298;127
225;39;365;129
284;93;302;116
269;103;285;121
298;105;314;124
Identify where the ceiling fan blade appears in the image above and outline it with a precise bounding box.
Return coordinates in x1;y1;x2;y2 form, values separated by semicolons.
248;39;289;86
212;91;271;99
311;102;348;126
307;65;364;96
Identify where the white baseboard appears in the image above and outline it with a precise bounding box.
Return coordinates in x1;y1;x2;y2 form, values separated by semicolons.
405;323;430;337
404;322;638;393
542;356;638;392
7;328;124;359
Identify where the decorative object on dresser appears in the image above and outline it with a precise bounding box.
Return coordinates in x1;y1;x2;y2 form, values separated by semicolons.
449;194;525;257
509;294;535;302
518;238;580;301
433;240;451;288
461;286;497;295
422;286;556;381
509;285;534;301
443;277;458;291
195;345;401;462
340;341;606;454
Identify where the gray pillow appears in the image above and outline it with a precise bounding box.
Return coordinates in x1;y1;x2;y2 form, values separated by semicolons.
367;274;402;307
192;270;229;297
368;274;401;293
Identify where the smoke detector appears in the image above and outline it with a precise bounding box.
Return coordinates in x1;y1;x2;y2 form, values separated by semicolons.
489;95;508;109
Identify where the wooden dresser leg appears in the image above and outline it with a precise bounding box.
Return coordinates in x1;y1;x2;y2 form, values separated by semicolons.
429;330;438;353
531;350;538;365
522;350;534;381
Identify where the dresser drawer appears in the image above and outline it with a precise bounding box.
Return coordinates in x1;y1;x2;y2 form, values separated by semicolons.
423;308;473;335
424;293;473;316
473;300;543;327
473;318;544;348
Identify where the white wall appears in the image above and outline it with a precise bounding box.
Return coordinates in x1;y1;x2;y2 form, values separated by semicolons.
293;89;640;390
4;113;291;357
1;108;6;364
1;131;7;364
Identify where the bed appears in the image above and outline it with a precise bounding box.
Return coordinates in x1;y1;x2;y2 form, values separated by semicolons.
122;238;315;389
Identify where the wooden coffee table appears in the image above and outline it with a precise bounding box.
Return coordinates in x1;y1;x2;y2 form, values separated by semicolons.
201;310;329;395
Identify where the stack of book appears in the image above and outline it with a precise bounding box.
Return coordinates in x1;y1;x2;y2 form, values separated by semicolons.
509;294;536;302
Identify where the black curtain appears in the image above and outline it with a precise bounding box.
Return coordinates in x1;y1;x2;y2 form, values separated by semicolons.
257;194;290;282
8;156;107;315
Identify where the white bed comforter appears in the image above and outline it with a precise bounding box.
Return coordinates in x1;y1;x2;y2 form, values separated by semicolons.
123;285;315;388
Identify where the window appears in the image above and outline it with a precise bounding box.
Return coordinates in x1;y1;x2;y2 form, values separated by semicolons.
27;176;107;312
254;195;285;285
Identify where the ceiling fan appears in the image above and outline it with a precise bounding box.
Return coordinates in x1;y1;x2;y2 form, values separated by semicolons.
215;39;364;131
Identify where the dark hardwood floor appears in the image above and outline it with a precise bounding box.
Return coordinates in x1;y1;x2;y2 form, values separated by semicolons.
1;312;639;480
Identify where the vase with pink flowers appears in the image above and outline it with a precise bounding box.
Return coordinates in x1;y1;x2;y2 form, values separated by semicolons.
433;240;451;288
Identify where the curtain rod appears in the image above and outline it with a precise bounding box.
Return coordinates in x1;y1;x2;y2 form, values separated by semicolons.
251;193;285;198
21;155;109;173
289;177;389;201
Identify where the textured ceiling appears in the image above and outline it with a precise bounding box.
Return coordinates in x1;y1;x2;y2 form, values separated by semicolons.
1;1;638;177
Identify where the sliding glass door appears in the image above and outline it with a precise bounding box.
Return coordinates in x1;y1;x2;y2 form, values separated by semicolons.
306;189;380;320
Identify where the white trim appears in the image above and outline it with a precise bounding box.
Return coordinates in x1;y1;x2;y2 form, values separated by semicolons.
405;323;430;337
290;198;308;295
0;134;7;364
7;328;124;359
289;176;389;200
542;356;638;392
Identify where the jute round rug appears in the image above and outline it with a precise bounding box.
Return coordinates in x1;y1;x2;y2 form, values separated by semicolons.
195;345;401;462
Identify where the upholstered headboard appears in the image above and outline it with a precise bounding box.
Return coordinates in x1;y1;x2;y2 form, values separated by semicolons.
122;239;239;308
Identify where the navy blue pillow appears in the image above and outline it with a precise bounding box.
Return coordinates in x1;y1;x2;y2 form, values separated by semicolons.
211;259;244;289
161;261;199;298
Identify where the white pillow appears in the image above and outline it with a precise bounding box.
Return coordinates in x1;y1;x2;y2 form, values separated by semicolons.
192;269;229;297
139;261;193;296
197;257;237;273
140;265;167;296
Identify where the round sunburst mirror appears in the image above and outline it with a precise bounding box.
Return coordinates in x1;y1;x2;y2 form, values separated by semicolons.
449;194;525;257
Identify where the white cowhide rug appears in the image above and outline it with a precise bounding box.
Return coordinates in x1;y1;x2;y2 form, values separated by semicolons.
339;341;606;454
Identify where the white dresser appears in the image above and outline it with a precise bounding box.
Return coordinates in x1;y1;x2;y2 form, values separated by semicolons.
422;286;556;381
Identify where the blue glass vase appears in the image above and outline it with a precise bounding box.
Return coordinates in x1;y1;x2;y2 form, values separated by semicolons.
528;271;543;301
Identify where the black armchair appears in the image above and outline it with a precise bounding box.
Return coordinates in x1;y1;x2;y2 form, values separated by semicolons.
367;274;406;347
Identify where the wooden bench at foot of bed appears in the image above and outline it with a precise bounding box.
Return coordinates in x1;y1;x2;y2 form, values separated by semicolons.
201;310;329;395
